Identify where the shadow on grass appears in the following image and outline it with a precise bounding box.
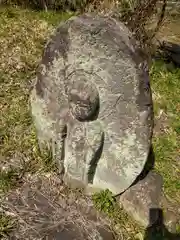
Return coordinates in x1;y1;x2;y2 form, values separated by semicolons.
155;41;180;69
144;208;180;240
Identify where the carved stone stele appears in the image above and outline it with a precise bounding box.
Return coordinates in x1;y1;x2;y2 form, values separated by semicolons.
30;14;153;194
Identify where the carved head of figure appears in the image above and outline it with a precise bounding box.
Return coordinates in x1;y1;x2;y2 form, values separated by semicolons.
68;73;99;121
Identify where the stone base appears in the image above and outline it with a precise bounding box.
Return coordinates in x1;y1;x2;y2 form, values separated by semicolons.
63;174;106;196
118;171;180;233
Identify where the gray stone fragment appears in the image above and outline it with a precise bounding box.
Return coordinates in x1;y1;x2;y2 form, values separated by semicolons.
119;171;163;227
30;14;153;194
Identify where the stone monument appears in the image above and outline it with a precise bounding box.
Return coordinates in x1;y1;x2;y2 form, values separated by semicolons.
30;14;153;195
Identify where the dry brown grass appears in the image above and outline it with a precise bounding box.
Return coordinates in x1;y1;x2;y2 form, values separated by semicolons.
1;0;168;54
157;17;180;43
1;173;115;239
0;7;53;172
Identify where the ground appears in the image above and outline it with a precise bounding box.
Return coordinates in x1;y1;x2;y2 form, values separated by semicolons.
0;6;179;239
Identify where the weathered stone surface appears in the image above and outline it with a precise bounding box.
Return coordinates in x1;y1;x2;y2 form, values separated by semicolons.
30;14;153;194
119;171;163;227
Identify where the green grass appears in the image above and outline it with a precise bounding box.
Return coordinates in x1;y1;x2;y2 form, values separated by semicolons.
151;60;180;201
93;189;116;216
92;189;144;239
176;224;180;234
0;213;15;238
0;169;21;193
0;7;71;234
36;145;59;173
0;5;180;238
0;6;70;172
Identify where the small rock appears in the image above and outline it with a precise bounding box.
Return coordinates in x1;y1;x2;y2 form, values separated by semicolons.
119;171;163;227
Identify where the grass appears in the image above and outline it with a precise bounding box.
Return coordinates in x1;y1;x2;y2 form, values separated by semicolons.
151;61;180;201
157;16;180;43
0;169;22;193
0;5;179;238
37;145;59;173
0;6;70;184
0;7;71;236
0;214;15;238
93;189;144;239
93;189;116;216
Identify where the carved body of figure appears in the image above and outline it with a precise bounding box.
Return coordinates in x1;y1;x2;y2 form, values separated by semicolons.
30;14;153;194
